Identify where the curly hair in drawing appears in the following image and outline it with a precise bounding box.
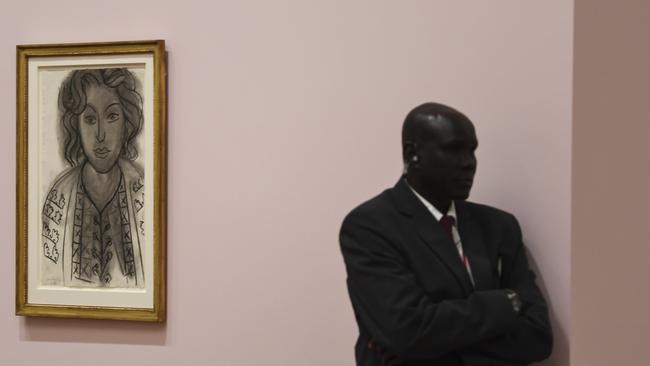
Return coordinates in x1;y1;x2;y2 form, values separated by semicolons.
58;68;143;167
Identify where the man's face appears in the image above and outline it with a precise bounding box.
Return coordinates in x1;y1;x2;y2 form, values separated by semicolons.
414;115;478;200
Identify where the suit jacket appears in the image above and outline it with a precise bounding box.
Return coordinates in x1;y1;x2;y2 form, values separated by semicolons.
340;178;552;366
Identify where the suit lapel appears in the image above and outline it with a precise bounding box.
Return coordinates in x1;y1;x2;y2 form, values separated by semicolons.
416;215;474;295
390;178;473;295
456;201;494;291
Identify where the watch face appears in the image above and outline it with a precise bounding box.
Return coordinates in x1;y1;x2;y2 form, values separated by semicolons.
506;291;522;312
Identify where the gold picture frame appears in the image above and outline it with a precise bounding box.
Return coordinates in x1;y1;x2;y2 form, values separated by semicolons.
16;40;167;322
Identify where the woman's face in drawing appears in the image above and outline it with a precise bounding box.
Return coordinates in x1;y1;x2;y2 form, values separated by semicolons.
79;84;125;173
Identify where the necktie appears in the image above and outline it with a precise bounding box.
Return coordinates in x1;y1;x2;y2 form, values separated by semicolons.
439;215;455;241
439;215;473;283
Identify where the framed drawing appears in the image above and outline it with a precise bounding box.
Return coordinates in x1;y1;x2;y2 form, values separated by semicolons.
16;40;167;322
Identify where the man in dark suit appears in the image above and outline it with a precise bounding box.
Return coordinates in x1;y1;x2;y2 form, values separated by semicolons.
339;103;552;366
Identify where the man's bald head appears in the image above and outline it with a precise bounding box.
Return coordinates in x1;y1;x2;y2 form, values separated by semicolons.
401;102;478;212
402;102;471;149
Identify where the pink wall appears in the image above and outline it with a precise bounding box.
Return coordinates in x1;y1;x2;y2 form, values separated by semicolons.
572;0;650;364
0;1;573;365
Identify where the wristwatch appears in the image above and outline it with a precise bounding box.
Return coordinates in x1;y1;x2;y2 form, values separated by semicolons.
505;289;522;313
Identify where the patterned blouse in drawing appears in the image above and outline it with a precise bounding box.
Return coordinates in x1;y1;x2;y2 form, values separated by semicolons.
41;159;145;288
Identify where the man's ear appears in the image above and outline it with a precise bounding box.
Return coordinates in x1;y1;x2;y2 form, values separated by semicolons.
402;140;419;165
403;141;419;170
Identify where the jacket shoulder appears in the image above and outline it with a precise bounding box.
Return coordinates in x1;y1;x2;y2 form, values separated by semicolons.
341;188;397;225
461;200;520;228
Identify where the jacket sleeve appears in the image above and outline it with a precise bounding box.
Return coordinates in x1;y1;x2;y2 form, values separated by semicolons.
459;214;553;365
340;211;519;360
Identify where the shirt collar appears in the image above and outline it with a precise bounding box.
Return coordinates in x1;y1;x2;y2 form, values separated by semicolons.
407;182;456;222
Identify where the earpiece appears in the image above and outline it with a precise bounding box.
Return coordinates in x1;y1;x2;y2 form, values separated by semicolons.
411;156;419;162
